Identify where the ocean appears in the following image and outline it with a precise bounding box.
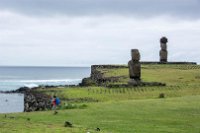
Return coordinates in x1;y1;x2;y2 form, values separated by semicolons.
0;66;90;113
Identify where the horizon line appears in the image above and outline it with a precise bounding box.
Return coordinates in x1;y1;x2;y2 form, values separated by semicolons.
0;65;91;68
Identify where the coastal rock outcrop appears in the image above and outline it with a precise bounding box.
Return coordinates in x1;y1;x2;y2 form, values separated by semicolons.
23;90;51;112
3;87;52;112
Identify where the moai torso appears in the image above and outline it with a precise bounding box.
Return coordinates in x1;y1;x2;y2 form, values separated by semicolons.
128;49;141;80
128;61;141;79
159;50;168;61
159;37;168;62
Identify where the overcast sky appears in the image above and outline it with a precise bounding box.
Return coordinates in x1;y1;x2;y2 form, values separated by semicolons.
0;0;200;66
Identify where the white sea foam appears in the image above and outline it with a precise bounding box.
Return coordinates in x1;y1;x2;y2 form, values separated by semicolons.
22;79;82;88
24;84;39;88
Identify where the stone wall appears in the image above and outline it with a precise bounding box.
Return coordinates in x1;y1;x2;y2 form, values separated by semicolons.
90;65;127;85
80;65;127;86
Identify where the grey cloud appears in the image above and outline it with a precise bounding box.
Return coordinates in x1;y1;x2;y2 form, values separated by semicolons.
0;0;200;18
0;14;200;65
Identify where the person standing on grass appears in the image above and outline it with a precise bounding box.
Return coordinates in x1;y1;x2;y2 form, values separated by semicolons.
55;96;61;107
51;95;57;110
51;95;61;110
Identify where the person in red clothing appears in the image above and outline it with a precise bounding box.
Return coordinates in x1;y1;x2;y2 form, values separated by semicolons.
51;95;57;110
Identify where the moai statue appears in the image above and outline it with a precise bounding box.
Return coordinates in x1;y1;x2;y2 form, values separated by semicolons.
159;37;168;63
128;49;141;85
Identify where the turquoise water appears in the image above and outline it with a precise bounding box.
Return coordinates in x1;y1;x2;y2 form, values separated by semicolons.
0;66;90;113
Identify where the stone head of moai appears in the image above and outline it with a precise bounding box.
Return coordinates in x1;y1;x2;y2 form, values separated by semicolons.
160;37;168;50
128;49;141;83
131;49;140;62
159;36;168;62
160;37;168;43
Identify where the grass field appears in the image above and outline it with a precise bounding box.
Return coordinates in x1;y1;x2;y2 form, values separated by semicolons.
0;64;200;133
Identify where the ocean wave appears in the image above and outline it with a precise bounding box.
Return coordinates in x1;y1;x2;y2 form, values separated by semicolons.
24;84;39;88
0;79;82;90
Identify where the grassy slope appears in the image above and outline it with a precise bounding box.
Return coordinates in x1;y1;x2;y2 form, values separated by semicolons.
1;64;200;133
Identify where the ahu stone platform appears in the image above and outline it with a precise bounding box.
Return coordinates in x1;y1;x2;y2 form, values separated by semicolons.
88;62;197;87
140;61;197;65
91;61;197;69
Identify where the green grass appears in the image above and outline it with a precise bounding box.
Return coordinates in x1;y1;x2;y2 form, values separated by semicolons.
142;65;200;86
37;85;200;102
1;96;200;133
1;64;200;133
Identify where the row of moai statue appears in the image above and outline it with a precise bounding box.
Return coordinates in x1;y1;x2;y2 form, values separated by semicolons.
128;37;168;85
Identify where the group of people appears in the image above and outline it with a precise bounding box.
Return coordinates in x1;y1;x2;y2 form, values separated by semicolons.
51;95;61;110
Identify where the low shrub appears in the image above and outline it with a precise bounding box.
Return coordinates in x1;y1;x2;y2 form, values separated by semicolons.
159;93;165;98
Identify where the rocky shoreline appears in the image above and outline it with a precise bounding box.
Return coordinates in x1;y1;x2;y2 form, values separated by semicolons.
0;85;77;112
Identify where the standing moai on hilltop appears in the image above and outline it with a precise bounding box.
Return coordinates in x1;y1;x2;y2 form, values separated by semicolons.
159;37;168;63
128;49;141;85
